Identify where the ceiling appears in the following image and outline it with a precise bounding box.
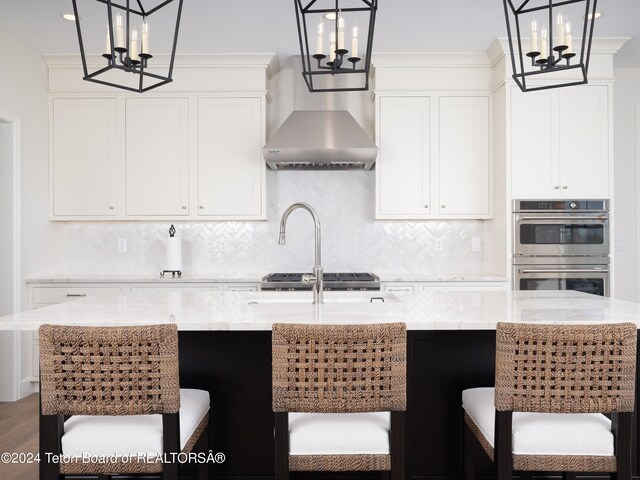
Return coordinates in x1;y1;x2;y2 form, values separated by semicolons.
0;0;639;68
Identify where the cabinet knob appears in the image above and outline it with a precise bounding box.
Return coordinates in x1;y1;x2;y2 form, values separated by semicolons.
562;185;568;190
424;204;429;209
181;206;187;210
441;205;446;208
109;205;115;210
199;206;204;209
554;186;560;190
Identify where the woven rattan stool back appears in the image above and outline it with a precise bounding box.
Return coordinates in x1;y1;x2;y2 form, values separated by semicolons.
39;324;180;416
495;322;637;414
272;322;406;413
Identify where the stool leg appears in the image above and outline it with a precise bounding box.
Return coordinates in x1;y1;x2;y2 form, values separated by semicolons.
463;416;475;480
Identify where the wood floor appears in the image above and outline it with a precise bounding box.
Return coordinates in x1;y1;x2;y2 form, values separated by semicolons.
0;394;38;480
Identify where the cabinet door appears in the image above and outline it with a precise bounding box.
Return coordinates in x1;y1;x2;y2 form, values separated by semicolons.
197;97;265;218
511;87;559;197
377;96;430;218
438;97;490;216
51;98;117;216
559;85;609;197
125;98;189;216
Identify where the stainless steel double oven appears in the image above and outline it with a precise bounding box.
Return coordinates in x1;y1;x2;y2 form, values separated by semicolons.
513;199;610;296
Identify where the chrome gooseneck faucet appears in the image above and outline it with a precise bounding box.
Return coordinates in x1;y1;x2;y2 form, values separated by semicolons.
278;202;323;304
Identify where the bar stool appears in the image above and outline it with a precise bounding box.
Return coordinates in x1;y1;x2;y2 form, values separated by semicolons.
462;322;637;480
272;322;406;480
39;324;211;480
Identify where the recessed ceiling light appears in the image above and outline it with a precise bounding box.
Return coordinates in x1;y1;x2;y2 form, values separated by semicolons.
585;10;604;20
61;13;77;22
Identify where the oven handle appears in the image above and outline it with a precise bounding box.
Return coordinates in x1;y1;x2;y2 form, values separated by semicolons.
519;268;609;274
517;215;608;221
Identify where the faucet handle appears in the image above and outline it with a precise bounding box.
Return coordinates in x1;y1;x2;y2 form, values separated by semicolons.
302;274;317;285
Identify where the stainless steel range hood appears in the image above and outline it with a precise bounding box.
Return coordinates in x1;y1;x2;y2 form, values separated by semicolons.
262;111;378;170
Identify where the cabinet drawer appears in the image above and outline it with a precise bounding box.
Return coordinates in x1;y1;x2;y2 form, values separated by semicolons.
32;286;121;305
129;286;220;292
225;285;258;292
383;284;416;292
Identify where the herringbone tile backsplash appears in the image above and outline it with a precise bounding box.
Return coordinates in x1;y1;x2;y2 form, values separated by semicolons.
65;171;484;275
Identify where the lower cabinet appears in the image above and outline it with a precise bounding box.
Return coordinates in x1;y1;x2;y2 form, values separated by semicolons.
28;285;123;381
382;281;507;292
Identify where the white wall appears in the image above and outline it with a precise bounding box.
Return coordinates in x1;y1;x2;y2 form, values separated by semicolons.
0;27;66;397
0;121;17;401
0;122;12;316
612;68;640;301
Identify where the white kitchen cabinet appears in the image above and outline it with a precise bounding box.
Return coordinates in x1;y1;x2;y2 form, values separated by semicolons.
377;96;431;217
50;94;266;220
382;283;417;292
28;284;123;381
50;98;118;217
511;85;609;198
421;282;506;291
197;97;265;218
438;96;490;216
125;98;190;216
381;281;506;292
376;95;491;219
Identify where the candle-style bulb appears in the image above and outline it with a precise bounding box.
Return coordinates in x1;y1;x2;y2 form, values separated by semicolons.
329;31;336;61
540;26;548;59
351;25;359;59
141;18;150;54
565;20;573;54
556;11;565;46
315;19;324;55
130;27;140;61
105;23;111;55
337;12;345;50
530;18;538;53
115;12;125;49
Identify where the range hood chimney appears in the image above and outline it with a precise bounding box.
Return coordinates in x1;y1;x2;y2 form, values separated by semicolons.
262;110;378;170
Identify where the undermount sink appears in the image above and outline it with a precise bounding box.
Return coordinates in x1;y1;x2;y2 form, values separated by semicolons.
246;292;395;305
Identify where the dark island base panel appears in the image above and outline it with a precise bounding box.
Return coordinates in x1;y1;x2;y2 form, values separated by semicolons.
177;331;639;480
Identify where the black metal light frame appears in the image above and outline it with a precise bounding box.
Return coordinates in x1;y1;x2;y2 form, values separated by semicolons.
71;0;183;93
503;0;597;92
295;0;378;92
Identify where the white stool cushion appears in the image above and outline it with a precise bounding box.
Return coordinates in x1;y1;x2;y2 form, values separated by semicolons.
289;412;390;455
62;388;210;458
462;387;614;456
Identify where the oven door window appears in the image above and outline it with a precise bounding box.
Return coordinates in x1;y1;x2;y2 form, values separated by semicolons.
519;277;605;296
519;224;604;245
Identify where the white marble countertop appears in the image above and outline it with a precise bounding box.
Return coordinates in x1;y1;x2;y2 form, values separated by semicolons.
26;273;508;284
25;273;266;283
1;290;638;331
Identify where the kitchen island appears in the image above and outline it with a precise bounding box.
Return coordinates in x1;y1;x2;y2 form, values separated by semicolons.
1;290;639;480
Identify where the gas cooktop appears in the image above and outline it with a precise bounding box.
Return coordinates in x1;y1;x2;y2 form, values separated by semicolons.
261;272;380;291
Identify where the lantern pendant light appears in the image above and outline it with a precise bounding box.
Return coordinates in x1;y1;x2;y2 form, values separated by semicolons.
503;0;598;92
71;0;184;93
295;0;378;93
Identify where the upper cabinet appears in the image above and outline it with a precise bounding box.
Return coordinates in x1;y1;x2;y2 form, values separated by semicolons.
511;85;609;198
197;97;265;219
376;94;491;219
49;94;267;220
50;98;118;217
46;54;276;221
125;98;190;216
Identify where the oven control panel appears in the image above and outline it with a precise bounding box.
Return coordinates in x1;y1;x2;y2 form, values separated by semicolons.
516;200;607;212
